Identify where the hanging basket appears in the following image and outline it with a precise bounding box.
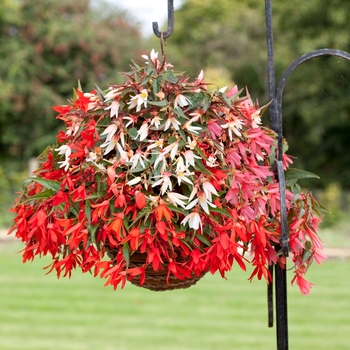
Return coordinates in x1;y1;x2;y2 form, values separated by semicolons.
8;49;325;295
106;249;206;291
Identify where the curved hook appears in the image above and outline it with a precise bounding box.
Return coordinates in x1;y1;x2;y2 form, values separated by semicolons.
152;0;174;39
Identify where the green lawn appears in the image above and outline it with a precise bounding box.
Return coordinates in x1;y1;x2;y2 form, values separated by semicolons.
0;243;349;350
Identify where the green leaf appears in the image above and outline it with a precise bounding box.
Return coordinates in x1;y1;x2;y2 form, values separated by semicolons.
301;241;312;265
177;127;187;142
130;206;150;226
174;107;189;120
20;189;55;203
285;168;320;181
89;225;99;247
166;204;188;216
28;177;61;192
147;100;168;107
123;243;130;266
95;84;106;101
130;59;143;70
259;100;272;116
141;69;155;85
85;194;102;200
163;71;178;83
209;206;234;219
196;234;212;247
36;145;52;162
185;91;205;107
128;127;138;139
203;94;212;112
85;200;91;226
194;158;212;176
152;75;163;96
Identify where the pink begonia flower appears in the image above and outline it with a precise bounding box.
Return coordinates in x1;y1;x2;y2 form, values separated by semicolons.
226;149;241;167
208;120;222;139
227;85;238;98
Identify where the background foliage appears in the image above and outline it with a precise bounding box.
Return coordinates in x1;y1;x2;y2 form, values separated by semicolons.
0;0;144;162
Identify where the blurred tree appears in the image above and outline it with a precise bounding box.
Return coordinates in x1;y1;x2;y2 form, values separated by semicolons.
167;0;350;188
158;0;267;97
272;0;350;189
0;0;144;164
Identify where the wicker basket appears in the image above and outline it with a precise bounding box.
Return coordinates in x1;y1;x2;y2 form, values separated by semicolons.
107;250;206;292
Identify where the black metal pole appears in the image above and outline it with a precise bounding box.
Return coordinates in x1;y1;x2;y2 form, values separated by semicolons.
275;262;288;350
265;1;289;349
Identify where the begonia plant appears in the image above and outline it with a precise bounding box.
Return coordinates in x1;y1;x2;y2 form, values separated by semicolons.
9;49;325;294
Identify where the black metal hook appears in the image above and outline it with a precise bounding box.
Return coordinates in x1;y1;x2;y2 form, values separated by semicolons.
152;0;174;39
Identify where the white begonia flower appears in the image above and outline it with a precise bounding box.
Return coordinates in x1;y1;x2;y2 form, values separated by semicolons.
148;195;160;207
147;138;164;151
116;142;129;163
162;141;179;161
166;192;189;208
55;144;71;157
104;100;120;119
153;151;168;172
175;168;194;186
126;177;142;186
185;192;216;214
104;88;121;101
181;212;202;231
127;89;148;112
123;115;137;128
188;186;198;202
184;115;202;134
174;94;190;108
100;138;117;155
150;115;163;129
129;149;148;169
55;145;72;171
221;118;244;140
175;156;186;173
183;150;201;167
152;171;173;195
206;155;218;168
142;49;158;64
137;123;149;141
197;70;204;81
186;136;197;150
251;109;262;128
164;115;181;131
101;123;118;142
202;180;219;201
